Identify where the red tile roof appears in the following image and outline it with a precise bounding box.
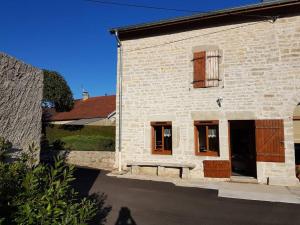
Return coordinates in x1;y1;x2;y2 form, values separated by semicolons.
50;95;116;121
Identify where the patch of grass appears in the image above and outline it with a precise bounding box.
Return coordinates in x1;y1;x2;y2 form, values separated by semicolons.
45;125;115;151
61;135;114;151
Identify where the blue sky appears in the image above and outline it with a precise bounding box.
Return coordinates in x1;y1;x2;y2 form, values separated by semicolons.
0;0;258;99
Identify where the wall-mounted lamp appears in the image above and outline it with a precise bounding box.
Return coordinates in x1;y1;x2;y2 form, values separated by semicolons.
216;97;223;107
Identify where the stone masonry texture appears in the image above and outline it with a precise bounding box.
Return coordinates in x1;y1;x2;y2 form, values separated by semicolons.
116;16;300;186
66;151;115;170
0;52;43;156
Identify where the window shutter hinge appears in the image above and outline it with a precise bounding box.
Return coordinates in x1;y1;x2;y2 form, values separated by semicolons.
192;55;221;61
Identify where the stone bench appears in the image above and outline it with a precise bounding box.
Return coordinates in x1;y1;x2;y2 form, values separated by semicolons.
127;162;195;179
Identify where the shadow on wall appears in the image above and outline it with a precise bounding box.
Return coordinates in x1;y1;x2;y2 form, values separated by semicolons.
4;148;23;162
0;136;30;163
115;207;137;225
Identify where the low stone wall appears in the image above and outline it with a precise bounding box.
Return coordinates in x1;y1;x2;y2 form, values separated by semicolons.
66;151;115;170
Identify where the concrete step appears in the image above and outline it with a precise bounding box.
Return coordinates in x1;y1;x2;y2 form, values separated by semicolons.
230;176;258;184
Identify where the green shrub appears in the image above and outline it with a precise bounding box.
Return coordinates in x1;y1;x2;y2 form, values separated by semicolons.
0;139;100;225
46;125;115;143
13;160;97;225
59;135;115;152
97;138;114;151
0;137;12;162
46;125;115;151
0;160;27;223
52;139;66;151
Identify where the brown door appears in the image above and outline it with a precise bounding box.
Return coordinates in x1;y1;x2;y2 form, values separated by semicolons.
255;120;285;162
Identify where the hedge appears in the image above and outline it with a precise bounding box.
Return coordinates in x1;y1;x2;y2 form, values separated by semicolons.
45;125;115;151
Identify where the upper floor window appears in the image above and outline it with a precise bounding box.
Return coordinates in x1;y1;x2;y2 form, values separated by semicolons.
194;120;219;156
193;50;220;88
151;122;172;155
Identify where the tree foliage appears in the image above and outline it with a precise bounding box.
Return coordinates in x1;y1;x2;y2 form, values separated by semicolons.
43;70;74;112
0;138;100;225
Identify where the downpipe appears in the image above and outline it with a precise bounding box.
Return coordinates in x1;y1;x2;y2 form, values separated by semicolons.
114;30;123;172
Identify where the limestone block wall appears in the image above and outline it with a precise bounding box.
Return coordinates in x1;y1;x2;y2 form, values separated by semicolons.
0;53;43;155
66;151;115;170
116;15;300;185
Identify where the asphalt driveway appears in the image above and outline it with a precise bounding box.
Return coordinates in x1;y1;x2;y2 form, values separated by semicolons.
73;168;300;225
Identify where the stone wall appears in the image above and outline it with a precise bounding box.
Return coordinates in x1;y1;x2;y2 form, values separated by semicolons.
116;16;300;185
66;151;115;170
0;53;43;156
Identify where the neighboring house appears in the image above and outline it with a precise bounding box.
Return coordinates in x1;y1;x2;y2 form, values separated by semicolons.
0;52;43;154
49;93;116;126
111;0;300;186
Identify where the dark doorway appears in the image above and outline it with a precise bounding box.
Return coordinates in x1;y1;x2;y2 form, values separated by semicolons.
229;120;257;177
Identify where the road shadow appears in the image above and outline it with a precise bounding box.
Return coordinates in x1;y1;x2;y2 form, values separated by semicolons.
73;167;100;196
72;167;112;225
88;193;112;225
114;207;137;225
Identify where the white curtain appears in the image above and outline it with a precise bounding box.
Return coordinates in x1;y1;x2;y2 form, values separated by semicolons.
164;128;171;137
208;128;217;138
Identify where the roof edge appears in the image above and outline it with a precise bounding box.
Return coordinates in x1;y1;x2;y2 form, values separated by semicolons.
109;0;300;36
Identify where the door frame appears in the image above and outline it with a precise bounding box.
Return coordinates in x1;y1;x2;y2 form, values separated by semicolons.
228;121;232;177
228;120;257;178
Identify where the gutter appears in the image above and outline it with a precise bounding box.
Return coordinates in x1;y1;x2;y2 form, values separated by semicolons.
109;0;299;36
107;110;116;120
113;30;123;172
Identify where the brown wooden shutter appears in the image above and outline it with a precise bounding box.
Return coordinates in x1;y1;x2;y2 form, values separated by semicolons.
255;120;285;162
193;51;206;88
203;160;231;178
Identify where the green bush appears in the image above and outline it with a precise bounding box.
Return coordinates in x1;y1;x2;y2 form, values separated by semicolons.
46;125;115;141
0;159;27;222
46;125;115;152
60;135;115;152
0;137;12;162
0;139;100;225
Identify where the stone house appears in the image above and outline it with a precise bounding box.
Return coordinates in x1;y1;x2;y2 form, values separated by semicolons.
111;0;300;186
48;93;116;126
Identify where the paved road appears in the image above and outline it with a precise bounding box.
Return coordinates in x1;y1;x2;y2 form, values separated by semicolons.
73;168;300;225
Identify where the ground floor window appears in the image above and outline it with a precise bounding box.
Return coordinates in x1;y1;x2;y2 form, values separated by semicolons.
194;121;219;156
151;122;172;155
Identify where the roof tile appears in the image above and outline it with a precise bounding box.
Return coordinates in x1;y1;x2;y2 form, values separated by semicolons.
51;95;116;121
